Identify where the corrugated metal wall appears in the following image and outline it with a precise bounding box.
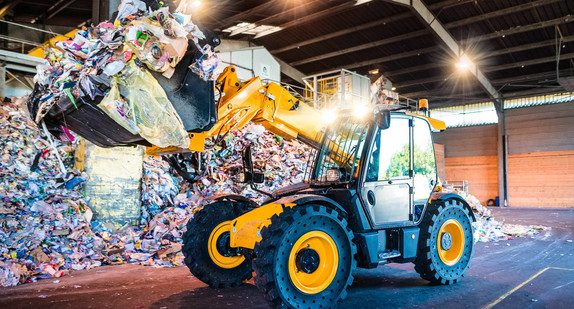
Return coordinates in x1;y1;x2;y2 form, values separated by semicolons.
433;125;499;205
506;102;574;207
433;102;574;208
506;103;574;154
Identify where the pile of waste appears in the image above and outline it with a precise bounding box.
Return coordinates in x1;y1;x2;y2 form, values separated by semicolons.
133;123;313;266
442;188;550;243
0;97;98;287
0;94;313;287
26;0;220;149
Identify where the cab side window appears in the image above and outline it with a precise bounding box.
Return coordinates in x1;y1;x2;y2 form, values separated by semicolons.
413;118;437;201
365;118;411;182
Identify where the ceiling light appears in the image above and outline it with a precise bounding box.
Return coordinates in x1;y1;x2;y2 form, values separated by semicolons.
391;87;396;91
369;69;379;75
355;0;373;5
456;55;472;71
222;22;282;38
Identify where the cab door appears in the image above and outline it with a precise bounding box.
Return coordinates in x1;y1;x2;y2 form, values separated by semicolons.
361;116;413;227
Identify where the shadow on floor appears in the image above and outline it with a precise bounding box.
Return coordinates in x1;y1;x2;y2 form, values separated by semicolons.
150;283;269;309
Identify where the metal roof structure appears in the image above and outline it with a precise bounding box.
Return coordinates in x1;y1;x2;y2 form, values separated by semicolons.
1;0;573;107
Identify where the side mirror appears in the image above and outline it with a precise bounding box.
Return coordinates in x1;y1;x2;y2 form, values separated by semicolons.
376;110;391;130
242;145;254;173
241;146;265;184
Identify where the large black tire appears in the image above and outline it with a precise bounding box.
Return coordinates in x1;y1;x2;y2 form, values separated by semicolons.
414;199;474;285
253;205;356;309
182;201;253;288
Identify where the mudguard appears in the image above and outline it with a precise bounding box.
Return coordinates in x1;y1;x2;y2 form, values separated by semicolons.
272;194;348;216
430;192;477;222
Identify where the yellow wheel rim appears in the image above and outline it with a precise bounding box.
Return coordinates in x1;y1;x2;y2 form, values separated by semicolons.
288;231;339;294
208;221;245;269
437;219;465;266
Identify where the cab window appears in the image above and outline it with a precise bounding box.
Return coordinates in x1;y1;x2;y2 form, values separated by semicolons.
366;117;411;182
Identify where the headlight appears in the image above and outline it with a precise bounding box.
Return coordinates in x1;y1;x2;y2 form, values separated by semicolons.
321;110;338;125
325;168;341;182
353;104;370;118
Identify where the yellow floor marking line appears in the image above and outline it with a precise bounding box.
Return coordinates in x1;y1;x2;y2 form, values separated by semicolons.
484;267;574;309
550;267;574;271
483;267;550;309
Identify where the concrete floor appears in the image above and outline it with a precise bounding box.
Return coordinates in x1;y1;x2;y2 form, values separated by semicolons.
1;207;573;309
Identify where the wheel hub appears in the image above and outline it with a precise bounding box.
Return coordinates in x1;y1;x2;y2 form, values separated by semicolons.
288;231;339;294
295;248;320;274
436;219;465;266
440;232;453;250
208;221;245;269
216;232;238;257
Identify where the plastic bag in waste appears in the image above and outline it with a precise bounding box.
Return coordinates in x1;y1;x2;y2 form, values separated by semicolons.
189;45;221;81
115;0;148;24
117;61;190;148
97;78;141;135
124;10;189;73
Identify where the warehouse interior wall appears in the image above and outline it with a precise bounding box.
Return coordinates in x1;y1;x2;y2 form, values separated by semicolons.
433;124;499;206
506;102;574;207
433;102;574;208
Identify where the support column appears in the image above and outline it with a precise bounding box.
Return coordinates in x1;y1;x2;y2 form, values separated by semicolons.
0;61;5;98
494;99;509;206
92;0;120;24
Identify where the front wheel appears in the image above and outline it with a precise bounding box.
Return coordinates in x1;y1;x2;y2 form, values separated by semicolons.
253;205;356;309
182;201;253;288
414;199;474;285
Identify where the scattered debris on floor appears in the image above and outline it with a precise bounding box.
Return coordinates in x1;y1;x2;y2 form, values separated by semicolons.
444;188;551;243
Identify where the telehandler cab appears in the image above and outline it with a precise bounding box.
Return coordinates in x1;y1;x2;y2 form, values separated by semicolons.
182;107;475;308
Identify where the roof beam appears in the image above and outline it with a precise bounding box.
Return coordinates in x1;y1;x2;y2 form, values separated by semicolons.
227;0;325;38
0;0;23;19
216;1;282;30
270;0;472;55
31;0;77;24
316;14;573;74
483;52;574;73
396;52;574;88
253;0;374;41
46;0;78;20
430;87;565;108
492;69;572;85
384;0;500;99
401;69;573;98
385;34;574;77
460;15;573;45
290;0;561;67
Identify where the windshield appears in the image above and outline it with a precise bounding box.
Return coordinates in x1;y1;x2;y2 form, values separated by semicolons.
311;117;369;184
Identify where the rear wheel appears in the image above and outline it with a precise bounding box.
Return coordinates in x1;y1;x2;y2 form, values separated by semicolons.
182;201;253;288
414;199;474;285
253;205;356;309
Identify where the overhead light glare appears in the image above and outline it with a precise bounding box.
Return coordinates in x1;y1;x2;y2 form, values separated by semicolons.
321;109;338;125
456;55;472;71
369;69;379;75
